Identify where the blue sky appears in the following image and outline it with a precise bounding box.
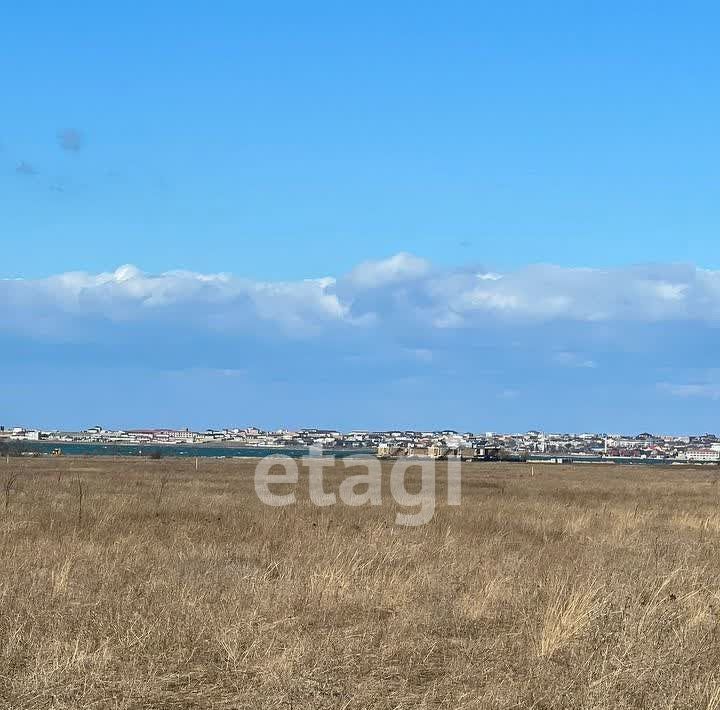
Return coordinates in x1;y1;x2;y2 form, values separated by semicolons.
3;2;720;432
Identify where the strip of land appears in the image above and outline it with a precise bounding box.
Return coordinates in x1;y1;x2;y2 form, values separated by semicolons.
1;457;719;708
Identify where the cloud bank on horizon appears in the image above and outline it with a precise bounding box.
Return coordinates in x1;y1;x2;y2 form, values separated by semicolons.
4;253;720;334
3;253;720;432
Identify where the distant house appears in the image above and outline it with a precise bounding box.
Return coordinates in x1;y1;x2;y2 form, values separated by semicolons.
687;448;720;463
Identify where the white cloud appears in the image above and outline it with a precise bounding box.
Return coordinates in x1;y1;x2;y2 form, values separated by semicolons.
658;383;720;400
4;256;720;342
553;352;598;369
345;252;430;289
2;264;347;337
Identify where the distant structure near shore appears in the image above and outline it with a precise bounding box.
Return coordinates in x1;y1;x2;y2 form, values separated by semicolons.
376;443;501;461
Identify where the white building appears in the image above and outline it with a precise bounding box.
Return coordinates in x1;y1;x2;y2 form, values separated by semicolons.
9;428;40;440
687;448;720;463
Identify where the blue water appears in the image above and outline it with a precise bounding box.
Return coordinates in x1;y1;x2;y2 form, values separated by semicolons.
16;441;374;459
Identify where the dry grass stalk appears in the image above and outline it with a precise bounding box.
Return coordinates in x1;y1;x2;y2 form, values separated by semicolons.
537;577;605;658
3;471;18;511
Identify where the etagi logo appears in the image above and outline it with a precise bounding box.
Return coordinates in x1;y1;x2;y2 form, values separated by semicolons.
254;447;461;526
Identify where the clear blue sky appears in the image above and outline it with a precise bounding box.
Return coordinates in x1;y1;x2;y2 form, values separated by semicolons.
3;2;720;432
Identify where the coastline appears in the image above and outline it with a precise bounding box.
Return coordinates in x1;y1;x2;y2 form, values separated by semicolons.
7;440;376;459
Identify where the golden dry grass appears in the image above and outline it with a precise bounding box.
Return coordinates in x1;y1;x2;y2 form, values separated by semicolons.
2;457;720;708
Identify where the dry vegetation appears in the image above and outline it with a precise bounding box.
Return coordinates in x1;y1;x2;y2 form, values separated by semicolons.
2;456;720;708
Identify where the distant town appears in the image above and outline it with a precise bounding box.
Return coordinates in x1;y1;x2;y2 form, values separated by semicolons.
3;424;720;463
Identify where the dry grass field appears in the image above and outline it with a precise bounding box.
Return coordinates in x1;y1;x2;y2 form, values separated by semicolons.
2;456;720;709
